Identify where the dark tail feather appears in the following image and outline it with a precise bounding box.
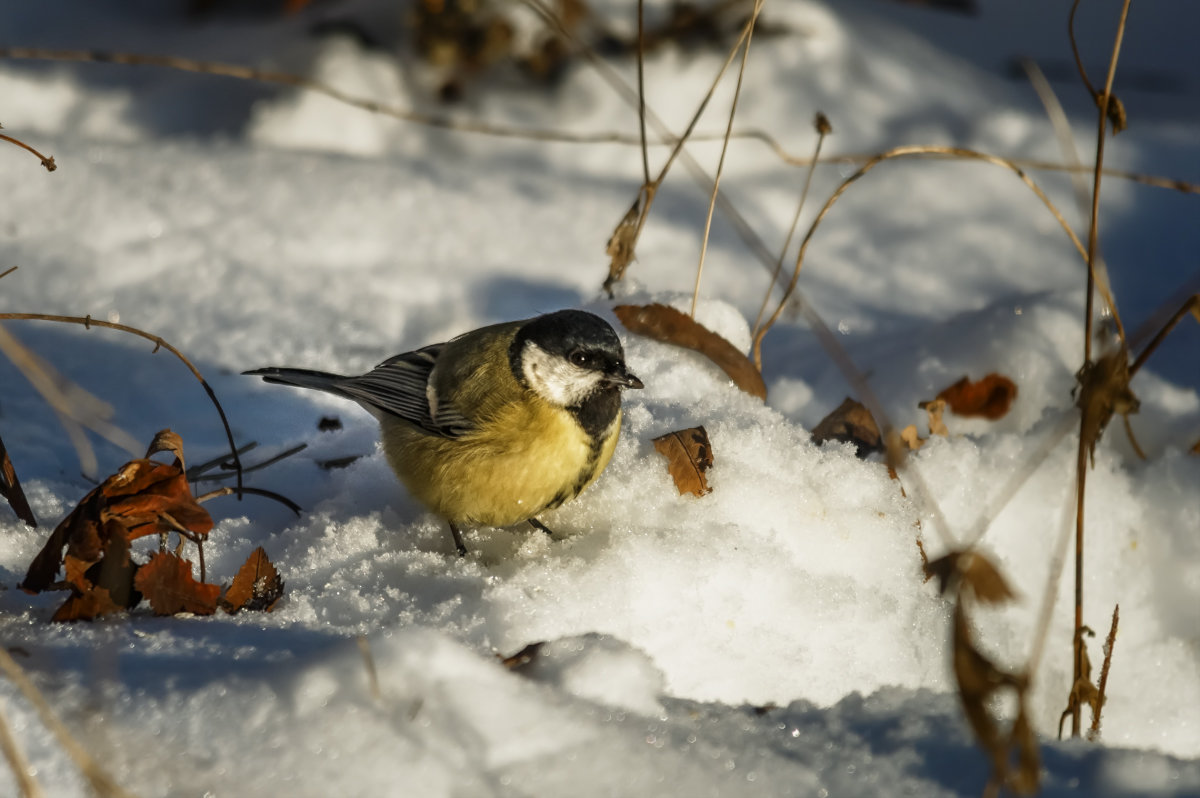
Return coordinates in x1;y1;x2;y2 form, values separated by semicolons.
243;367;351;399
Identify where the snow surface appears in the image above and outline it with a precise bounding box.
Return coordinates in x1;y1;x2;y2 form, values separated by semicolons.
1;0;1198;795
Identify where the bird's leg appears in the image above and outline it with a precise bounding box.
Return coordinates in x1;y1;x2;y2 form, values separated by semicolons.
447;521;467;557
528;518;557;538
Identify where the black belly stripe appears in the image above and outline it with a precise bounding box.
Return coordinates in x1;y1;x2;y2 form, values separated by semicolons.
537;391;619;514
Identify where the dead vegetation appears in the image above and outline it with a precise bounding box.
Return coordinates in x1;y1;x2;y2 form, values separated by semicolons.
0;0;1197;793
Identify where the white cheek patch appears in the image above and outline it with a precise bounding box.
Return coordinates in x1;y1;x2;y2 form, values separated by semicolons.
522;341;605;407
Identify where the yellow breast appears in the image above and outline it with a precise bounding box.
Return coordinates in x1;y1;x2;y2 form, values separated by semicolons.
380;398;621;527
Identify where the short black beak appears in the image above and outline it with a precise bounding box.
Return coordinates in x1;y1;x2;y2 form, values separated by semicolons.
604;366;644;390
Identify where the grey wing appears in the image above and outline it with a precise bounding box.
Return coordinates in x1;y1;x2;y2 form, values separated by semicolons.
338;344;473;438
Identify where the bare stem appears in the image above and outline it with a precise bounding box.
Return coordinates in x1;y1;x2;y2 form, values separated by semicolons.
1070;0;1133;739
691;0;763;318
0;314;244;492
752;115;830;354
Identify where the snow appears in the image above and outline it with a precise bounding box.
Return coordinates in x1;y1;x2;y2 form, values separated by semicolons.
1;0;1199;795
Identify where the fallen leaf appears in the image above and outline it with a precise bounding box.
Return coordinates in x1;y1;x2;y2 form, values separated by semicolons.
20;439;213;593
0;431;36;528
51;585;124;623
604;196;642;294
614;303;766;400
900;424;924;451
653;426;714;496
134;552;219;616
811;397;883;457
937;374;1018;420
223;547;285;613
499;641;545;673
920;398;950;436
145;428;185;469
952;599;1039;796
925;550;1015;604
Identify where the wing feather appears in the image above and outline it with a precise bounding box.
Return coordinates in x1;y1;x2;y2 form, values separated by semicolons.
339;344;473;438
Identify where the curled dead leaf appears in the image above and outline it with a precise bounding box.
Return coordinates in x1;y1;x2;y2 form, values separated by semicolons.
924;550;1015;605
811;397;882;458
919;398;949;436
0;432;36;528
604;196;643;294
952;600;1039;795
653;426;714;497
900;425;924;451
499;641;545;673
223;547;285;613
134;552;219;616
145;429;185;468
936;374;1018;420
614;304;766;400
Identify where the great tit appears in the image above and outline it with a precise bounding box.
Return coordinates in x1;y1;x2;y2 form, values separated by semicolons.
245;310;643;555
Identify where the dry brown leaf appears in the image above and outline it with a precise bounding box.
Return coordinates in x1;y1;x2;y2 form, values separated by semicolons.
20;435;213;594
1075;351;1138;467
900;424;924;451
145;428;185;469
51;586;124;623
653;426;714;497
134;552;219;616
920;397;949;436
810;397;883;458
223;547;285;613
614;304;766;400
952;600;1039;795
0;431;36;528
99;459;213;541
958;551;1016;605
604;197;642;293
936;374;1018;420
499;641;545;672
924;550;1015;604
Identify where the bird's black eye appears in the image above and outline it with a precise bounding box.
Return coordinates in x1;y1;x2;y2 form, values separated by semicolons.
569;350;590;368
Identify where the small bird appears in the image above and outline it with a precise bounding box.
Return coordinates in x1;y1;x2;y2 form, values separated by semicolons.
245;310;643;555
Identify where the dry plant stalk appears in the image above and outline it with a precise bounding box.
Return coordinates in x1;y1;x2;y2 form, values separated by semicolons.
751;143;1090;369
596;1;760;293
690;0;764;317
0;313;244;491
0;322;141;477
751;112;831;347
0;431;37;527
1088;604;1120;741
0;648;137;798
1065;0;1132;739
0;124;56;171
4;46;1199;201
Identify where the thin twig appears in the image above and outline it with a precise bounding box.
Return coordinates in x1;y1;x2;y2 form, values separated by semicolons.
635;0;650;189
195;485;302;516
1088;604;1120;740
0;266;18;281
2;47;1197;198
0;314;244;493
357;637;382;701
0;132;55;172
0;324;140;475
691;0;763;318
1020;57;1119;322
0;648;138;798
752;113;831;355
752;145;1089;368
1070;0;1133;740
